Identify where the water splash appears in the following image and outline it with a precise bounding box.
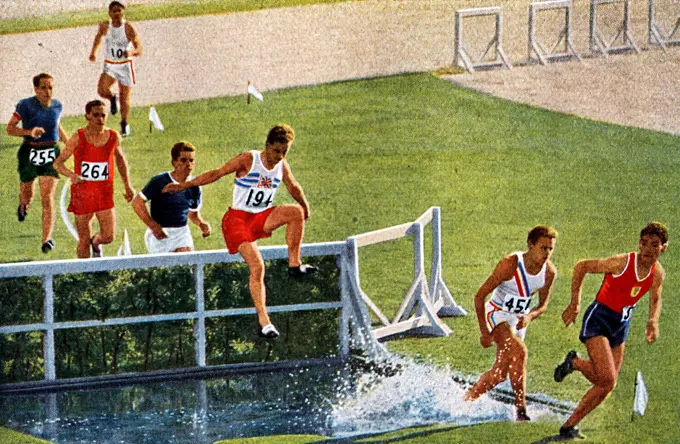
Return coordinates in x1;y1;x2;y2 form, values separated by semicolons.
328;356;567;437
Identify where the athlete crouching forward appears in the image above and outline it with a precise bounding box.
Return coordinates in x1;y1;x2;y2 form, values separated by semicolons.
464;226;558;422
53;100;135;258
553;222;668;440
163;124;317;339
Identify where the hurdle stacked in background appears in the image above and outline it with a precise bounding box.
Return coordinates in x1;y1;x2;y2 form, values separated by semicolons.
454;0;680;73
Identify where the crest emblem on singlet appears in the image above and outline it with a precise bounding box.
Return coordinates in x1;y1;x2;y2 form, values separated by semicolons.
257;175;273;188
630;286;641;298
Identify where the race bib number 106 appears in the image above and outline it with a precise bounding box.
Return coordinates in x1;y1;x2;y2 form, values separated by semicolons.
81;161;110;181
29;148;56;166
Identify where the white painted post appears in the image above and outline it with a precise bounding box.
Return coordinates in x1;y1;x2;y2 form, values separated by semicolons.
194;264;206;367
43;275;56;381
338;253;350;359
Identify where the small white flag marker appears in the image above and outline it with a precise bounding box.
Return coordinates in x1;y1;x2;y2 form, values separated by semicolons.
247;82;264;102
632;371;648;418
116;229;132;256
149;106;165;131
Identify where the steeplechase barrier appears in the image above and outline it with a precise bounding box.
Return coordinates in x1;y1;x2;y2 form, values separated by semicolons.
528;0;583;64
454;7;513;72
648;0;680;50
0;207;465;391
589;0;640;56
343;207;466;342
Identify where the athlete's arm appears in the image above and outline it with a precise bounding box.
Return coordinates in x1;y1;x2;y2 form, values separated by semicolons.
113;133;135;202
53;133;84;184
474;255;516;347
518;261;556;329
124;22;142;58
188;211;211;238
132;195;167;240
646;264;665;344
281;160;310;219
6;113;44;139
89;22;108;62
562;254;627;326
164;153;247;193
58;124;69;144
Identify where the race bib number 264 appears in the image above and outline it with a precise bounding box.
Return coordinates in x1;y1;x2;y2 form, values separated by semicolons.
81;161;110;181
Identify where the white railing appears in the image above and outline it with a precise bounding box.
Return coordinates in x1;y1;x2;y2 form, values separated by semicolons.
0;243;349;382
0;207;466;386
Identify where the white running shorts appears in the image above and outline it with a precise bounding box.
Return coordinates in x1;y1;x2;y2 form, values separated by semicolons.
485;300;527;340
145;225;194;254
103;59;136;86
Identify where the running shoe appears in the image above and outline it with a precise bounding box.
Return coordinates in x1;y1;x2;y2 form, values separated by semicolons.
41;239;55;254
121;122;131;137
258;323;280;339
554;350;578;382
110;94;118;115
516;407;531;422
559;425;585;439
91;237;103;258
288;264;318;277
17;204;27;222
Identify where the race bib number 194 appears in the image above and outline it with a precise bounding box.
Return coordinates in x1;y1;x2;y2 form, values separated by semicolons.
81;161;110;181
29;148;56;166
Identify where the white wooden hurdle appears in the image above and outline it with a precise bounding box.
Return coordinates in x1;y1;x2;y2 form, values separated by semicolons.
528;0;583;64
589;0;641;56
343;207;466;341
0;207;465;387
648;0;680;50
455;7;513;72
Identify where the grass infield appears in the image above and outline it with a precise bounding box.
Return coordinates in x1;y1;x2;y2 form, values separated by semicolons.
1;73;678;443
0;0;353;35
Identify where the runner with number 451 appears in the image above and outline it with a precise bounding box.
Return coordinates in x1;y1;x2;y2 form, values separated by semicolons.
464;226;558;423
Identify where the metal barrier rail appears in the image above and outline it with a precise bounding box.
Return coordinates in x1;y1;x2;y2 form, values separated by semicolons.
0;242;348;382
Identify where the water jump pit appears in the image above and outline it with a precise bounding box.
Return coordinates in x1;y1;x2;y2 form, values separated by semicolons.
0;356;573;443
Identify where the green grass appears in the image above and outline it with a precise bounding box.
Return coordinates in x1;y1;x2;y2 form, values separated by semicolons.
1;73;679;443
0;427;51;443
0;0;354;35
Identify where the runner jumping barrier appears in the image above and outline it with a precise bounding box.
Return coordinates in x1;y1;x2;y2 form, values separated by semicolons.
589;0;641;56
528;0;583;64
648;0;680;50
455;7;513;72
343;207;466;341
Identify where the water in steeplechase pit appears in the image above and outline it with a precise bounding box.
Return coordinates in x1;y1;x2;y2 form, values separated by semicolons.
0;357;570;443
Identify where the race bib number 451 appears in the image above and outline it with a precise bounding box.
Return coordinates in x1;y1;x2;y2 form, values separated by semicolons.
29;148;56;166
81;161;110;181
504;295;532;314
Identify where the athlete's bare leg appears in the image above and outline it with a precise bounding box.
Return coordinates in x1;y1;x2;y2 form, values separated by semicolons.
38;176;58;243
561;337;626;428
97;73;117;102
238;242;270;327
465;322;527;409
263;204;305;267
19;180;35;208
119;83;133;126
75;213;95;258
93;208;117;246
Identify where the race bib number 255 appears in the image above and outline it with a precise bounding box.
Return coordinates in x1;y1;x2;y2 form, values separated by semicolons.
29;148;56;166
